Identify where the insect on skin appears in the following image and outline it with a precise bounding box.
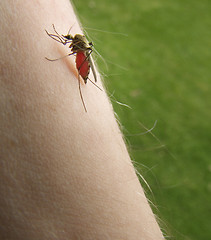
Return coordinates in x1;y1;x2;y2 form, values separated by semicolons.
45;24;102;112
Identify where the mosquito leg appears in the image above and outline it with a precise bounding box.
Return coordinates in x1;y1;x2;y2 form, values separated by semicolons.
45;52;75;62
52;24;68;43
87;77;103;91
46;25;72;45
45;30;65;44
78;73;87;112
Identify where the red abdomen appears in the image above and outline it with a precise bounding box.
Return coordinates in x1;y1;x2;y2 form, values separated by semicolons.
76;51;90;82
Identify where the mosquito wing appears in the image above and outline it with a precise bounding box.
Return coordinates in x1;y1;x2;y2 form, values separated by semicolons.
88;55;97;82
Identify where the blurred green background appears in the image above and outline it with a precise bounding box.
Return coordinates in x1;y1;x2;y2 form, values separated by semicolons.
72;0;210;239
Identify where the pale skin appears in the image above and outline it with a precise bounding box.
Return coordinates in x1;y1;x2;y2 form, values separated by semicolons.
0;0;164;239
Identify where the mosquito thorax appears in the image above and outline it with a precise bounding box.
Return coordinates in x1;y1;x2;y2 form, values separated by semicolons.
70;34;91;52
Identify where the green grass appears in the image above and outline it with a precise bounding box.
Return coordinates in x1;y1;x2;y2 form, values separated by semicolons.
72;0;211;239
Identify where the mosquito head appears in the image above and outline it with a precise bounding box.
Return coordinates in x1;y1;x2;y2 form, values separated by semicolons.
63;34;73;40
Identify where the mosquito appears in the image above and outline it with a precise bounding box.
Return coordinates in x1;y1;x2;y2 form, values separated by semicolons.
45;24;102;112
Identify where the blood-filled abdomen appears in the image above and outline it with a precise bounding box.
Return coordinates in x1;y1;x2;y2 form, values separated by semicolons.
76;51;90;83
